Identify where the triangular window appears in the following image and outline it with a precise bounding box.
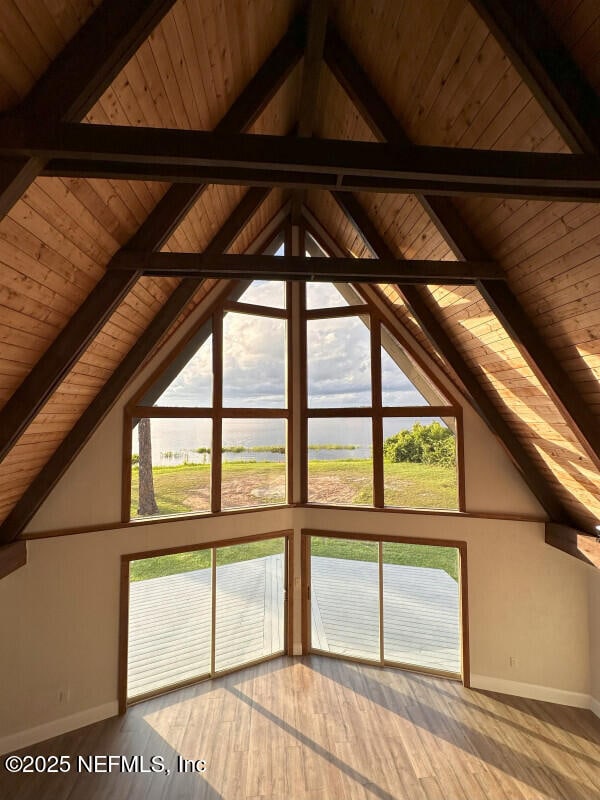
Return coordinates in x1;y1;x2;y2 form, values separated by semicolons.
147;324;213;408
237;280;286;309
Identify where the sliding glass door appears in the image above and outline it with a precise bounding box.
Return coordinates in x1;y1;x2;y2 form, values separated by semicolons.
125;534;288;703
307;533;463;678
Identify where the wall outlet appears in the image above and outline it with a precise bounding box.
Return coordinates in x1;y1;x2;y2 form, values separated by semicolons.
509;656;518;668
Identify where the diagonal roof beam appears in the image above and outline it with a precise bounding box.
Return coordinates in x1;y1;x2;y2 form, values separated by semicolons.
324;21;600;480
292;0;329;223
0;0;180;221
0;187;271;544
468;0;599;155
332;190;575;528
0;16;304;463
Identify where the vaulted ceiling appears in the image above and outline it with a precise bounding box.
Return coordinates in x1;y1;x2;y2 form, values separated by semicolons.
0;0;597;564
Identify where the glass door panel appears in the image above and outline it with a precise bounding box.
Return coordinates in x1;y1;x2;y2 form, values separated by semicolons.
382;542;460;674
214;538;286;673
127;549;212;699
310;537;380;661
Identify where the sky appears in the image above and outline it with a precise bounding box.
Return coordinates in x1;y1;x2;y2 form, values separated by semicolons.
140;280;441;454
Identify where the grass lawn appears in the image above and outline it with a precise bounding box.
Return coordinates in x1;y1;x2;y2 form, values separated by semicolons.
129;459;459;582
130;533;457;582
308;459;458;509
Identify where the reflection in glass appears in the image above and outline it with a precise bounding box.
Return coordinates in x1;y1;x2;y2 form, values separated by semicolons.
382;417;458;509
308;418;372;505
215;538;286;672
307;316;371;407
131;418;211;518
223;313;286;407
221;418;286;510
310;537;380;660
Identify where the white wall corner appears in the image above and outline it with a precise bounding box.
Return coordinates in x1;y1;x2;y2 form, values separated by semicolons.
0;702;119;756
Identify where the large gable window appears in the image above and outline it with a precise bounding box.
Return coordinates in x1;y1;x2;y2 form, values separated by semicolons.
124;236;462;521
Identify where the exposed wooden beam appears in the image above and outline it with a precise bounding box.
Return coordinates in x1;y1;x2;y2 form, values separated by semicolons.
109;251;501;283
477;279;600;471
326;21;600;514
5;124;594;200
0;18;303;464
0;0;179;221
546;523;600;569
292;0;329;222
332;190;574;526
0;187;270;544
0;540;26;580
0;270;140;463
469;0;599;155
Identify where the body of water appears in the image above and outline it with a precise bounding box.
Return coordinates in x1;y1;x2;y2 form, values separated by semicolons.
132;416;442;467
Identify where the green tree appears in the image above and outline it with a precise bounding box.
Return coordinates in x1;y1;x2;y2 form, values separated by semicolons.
383;421;455;468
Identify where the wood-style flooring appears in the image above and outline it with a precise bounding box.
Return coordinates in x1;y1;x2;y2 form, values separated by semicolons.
2;656;599;800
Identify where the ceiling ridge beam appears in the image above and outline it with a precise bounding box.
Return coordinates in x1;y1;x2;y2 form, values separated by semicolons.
324;22;600;511
0;187;270;544
0;15;304;464
332;190;576;528
292;0;329;223
0;0;180;221
468;0;599;155
108;251;502;283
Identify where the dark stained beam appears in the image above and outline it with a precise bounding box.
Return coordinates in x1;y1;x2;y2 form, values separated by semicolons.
109;251;502;283
0;18;303;463
326;21;600;514
545;523;600;569
469;0;599;155
477;279;600;470
292;0;329;223
332;190;574;526
0;270;140;463
0;187;270;544
13;124;598;200
0;0;179;221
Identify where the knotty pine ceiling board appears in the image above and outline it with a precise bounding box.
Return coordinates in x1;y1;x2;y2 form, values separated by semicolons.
85;0;299;131
425;283;600;529
0;0;101;111
537;0;600;95
331;0;569;154
454;195;600;415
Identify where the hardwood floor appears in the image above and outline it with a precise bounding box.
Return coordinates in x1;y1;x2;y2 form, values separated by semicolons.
2;656;600;799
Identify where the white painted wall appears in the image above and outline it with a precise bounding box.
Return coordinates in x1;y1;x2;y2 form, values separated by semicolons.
590;570;600;712
0;508;593;754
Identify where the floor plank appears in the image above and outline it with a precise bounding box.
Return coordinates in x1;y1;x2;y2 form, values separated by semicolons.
2;656;599;800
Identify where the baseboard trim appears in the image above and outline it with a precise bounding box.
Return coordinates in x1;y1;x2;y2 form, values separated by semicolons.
0;701;119;755
470;674;596;712
591;696;600;720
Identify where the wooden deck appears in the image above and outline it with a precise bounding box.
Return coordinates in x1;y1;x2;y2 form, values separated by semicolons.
311;556;461;673
128;554;460;699
128;555;285;698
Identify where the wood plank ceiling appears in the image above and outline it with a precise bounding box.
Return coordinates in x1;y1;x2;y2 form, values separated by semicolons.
0;0;597;557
